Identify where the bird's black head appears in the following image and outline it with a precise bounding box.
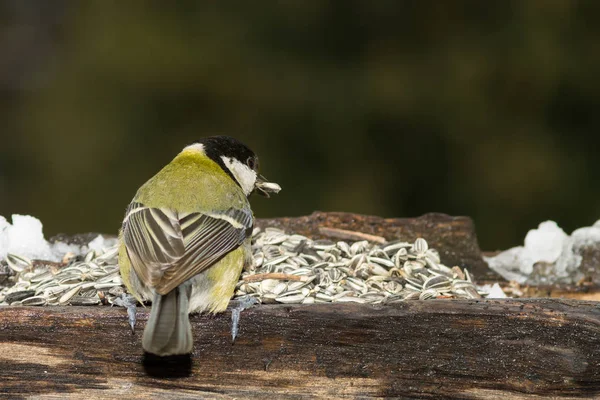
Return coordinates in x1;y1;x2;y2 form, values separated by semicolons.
194;135;260;175
191;136;281;197
191;135;284;197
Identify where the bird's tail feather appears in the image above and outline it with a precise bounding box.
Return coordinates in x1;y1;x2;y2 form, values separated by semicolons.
142;286;193;356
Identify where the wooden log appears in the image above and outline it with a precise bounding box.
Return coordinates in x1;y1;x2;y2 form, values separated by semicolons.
1;300;600;399
6;212;595;398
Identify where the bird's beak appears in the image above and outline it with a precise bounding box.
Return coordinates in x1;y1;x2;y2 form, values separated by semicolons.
254;174;281;198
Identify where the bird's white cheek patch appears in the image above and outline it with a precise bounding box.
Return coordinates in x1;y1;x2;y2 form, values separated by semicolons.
220;156;257;196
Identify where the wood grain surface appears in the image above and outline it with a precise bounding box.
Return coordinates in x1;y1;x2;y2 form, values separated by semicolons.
1;300;599;399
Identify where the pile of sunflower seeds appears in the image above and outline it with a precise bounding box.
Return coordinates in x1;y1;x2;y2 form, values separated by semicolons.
0;247;123;306
235;227;482;304
0;227;485;306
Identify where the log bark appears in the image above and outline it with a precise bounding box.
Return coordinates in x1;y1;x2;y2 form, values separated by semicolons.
1;300;599;399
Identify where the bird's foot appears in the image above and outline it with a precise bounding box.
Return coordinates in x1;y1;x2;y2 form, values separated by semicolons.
230;296;259;343
112;293;138;333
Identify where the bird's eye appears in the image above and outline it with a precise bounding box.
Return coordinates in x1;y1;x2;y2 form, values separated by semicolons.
247;157;256;170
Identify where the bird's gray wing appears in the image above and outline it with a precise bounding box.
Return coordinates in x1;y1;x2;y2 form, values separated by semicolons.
122;201;253;294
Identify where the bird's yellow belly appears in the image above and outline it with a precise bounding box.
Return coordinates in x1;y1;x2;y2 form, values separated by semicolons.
188;246;246;314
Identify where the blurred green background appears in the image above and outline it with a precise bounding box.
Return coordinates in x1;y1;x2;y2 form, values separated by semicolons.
0;1;599;250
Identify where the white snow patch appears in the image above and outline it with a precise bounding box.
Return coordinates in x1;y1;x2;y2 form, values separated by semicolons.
571;221;600;247
88;235;107;253
485;246;534;284
50;241;85;260
523;221;567;263
0;216;9;259
0;214;53;261
0;214;114;263
485;219;600;284
486;283;508;298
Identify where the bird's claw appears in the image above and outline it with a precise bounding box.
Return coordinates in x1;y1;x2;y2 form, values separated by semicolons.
231;296;259;343
112;293;138;333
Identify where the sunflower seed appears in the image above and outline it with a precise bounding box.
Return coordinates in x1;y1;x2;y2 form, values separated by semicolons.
419;288;440;300
5;290;36;303
70;296;101;306
384;280;403;294
423;275;450;289
334;296;367;304
271;282;288;295
383;241;411;256
344;277;368;294
350;241;369;255
84;250;96;263
21;296;47;306
6;254;32;273
336;241;352;257
276;289;309;303
258;279;280;294
412;238;428;256
368;257;395;268
59;285;82;304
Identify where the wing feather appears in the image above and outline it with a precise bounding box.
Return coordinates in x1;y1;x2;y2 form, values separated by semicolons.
122;201;252;294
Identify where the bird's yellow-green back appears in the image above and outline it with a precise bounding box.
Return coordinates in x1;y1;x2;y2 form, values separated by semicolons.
134;147;250;213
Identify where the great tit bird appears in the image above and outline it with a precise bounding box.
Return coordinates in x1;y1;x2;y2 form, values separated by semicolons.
118;136;280;356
